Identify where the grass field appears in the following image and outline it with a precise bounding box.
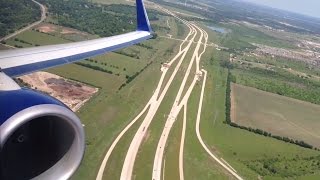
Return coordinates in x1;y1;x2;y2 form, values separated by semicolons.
196;45;320;179
231;83;320;148
101;106;150;179
6;30;70;47
163;110;183;180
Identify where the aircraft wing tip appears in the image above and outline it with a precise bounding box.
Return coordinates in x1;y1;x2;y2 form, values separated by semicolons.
136;0;152;32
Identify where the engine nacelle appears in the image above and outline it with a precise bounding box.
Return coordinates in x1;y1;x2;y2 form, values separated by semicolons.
0;88;85;180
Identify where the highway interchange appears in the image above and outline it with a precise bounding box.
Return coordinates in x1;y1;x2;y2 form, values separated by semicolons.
96;5;243;180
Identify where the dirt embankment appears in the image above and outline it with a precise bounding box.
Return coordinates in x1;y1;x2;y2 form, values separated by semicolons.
19;71;98;112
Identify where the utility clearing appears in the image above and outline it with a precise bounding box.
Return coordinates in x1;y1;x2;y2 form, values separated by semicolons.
231;83;320;148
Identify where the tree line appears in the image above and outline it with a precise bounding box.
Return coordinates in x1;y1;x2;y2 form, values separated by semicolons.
75;62;117;76
118;61;153;90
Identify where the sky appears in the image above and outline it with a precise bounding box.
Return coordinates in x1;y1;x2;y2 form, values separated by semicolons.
240;0;320;18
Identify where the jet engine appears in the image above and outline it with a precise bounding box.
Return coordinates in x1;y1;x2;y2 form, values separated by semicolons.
0;88;85;180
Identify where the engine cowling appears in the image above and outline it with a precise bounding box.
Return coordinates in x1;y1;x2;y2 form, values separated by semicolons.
0;88;85;180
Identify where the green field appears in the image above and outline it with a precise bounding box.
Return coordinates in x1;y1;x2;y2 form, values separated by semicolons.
6;30;70;47
163;110;183;180
231;83;320;148
101;106;150;179
195;45;320;179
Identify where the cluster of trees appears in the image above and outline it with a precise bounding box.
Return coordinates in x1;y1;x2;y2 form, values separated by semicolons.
136;43;153;50
37;0;134;37
33;28;56;37
11;37;40;48
74;58;153;91
37;0;161;37
115;51;140;59
0;0;40;37
86;59;120;69
224;67;316;150
118;61;153;90
225;70;232;124
261;67;320;89
14;45;23;48
14;78;31;88
229;122;314;150
14;38;32;45
220;59;234;69
246;154;320;177
75;62;116;75
151;32;158;39
235;67;320;105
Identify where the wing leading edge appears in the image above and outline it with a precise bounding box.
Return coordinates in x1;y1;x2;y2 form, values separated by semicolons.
0;0;152;77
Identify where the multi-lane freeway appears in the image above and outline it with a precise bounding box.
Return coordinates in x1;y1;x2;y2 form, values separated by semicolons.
96;4;243;180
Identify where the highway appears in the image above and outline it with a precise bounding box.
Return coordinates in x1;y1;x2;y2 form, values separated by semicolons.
0;0;47;42
151;22;207;180
96;14;197;180
96;4;243;180
119;19;197;180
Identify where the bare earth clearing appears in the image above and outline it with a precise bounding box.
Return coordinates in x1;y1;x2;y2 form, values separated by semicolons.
19;71;98;111
37;24;56;33
231;83;320;148
36;23;90;35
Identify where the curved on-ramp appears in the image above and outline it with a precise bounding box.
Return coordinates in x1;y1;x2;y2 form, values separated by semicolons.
195;70;243;180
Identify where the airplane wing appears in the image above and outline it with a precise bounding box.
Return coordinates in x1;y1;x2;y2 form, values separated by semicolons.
0;0;152;77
